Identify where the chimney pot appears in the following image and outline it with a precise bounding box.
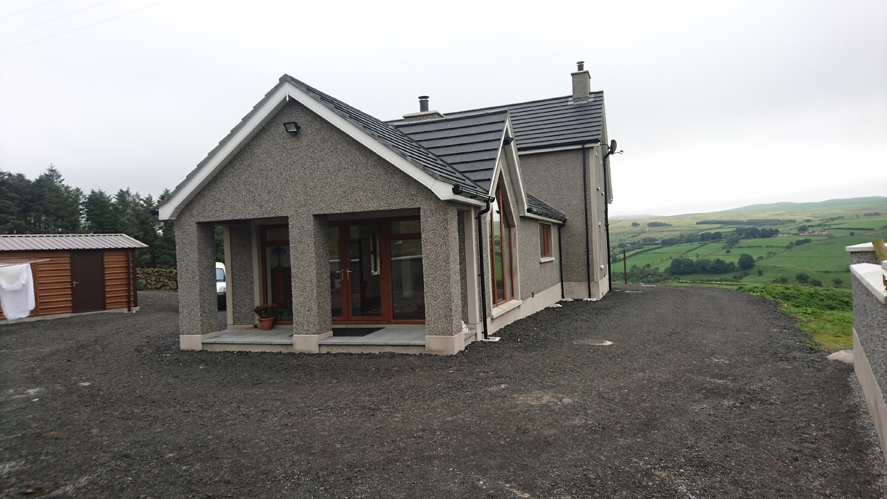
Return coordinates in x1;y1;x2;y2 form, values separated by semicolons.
577;61;585;71
419;96;429;112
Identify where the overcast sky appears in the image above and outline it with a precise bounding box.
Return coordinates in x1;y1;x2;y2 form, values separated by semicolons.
1;0;885;216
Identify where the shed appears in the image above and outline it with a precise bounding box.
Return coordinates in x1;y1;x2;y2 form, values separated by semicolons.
0;234;148;321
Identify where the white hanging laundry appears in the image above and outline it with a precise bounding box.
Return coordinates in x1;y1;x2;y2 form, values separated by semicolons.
0;263;36;320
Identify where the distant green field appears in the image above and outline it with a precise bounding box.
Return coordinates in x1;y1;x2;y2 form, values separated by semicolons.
612;197;887;288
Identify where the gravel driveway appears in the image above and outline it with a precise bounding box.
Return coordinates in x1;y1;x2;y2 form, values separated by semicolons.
1;285;884;498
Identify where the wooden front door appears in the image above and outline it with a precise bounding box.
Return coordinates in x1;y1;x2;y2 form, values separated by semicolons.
260;225;293;322
70;251;105;313
329;218;424;324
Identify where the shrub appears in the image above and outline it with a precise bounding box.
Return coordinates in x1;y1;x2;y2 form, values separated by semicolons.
796;273;810;284
737;284;852;311
832;278;843;287
810;278;823;287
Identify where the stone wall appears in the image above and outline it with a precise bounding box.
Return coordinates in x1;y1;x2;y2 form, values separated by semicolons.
137;268;178;290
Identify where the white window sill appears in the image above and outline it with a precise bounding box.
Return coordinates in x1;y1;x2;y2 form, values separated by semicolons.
491;299;522;319
540;256;555;263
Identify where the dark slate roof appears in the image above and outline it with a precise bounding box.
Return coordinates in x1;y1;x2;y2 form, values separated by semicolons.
394;111;507;191
526;194;567;222
391;92;604;152
281;76;489;198
0;234;148;252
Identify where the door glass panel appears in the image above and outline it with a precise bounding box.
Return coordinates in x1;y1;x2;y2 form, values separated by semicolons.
349;224;382;317
390;238;424;320
492;206;505;302
265;228;289;242
264;245;292;320
328;227;342;318
391;219;421;234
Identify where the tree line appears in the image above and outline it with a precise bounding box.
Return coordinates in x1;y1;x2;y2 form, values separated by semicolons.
0;166;176;268
696;219;796;225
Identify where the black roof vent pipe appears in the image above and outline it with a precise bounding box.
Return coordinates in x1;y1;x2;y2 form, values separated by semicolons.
419;96;429;112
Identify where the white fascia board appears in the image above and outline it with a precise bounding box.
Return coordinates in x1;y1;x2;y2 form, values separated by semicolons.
501;120;530;217
159;85;290;220
521;212;565;225
159;82;478;220
281;83;473;205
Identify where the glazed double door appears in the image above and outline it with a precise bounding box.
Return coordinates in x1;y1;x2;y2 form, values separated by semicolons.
328;220;424;323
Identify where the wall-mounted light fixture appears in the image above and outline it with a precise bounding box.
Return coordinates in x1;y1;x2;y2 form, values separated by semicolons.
283;122;301;135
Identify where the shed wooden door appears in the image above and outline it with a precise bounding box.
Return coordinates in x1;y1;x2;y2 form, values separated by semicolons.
71;251;106;313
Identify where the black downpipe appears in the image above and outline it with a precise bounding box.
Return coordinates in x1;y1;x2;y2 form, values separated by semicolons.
582;145;592;299
603;154;612;292
476;200;492;340
558;220;566;299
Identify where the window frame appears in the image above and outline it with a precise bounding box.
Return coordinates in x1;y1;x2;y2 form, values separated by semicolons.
490;180;515;307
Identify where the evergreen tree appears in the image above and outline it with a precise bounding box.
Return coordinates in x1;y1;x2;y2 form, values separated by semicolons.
153;189;177;268
83;189;117;233
28;166;82;233
0;170;33;233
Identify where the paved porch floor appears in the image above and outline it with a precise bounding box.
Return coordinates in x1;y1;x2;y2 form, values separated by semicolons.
202;324;427;347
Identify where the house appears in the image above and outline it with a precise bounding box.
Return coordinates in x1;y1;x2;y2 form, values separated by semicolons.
0;234;147;322
158;62;615;355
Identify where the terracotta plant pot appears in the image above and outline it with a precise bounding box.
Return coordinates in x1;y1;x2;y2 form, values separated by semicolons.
258;317;274;331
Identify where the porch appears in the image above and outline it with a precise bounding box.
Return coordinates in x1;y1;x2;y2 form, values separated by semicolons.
200;324;476;354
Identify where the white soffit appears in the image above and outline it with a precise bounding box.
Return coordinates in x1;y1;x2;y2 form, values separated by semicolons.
159;82;477;220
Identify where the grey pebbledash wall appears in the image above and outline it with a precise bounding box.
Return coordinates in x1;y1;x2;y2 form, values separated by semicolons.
852;274;887;390
850;264;887;463
175;99;465;338
519;147;609;296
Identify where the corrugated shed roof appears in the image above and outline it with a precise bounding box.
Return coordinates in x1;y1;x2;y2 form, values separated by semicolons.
390;92;604;152
526;194;567;222
0;234;148;252
281;76;489;198
394;111;508;191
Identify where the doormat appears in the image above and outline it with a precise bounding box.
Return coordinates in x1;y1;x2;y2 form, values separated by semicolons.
332;327;383;337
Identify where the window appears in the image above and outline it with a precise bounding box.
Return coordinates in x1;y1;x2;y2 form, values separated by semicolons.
540;224;552;258
490;180;514;305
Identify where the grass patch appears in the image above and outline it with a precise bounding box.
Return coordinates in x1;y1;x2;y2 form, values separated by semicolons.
735;284;853;351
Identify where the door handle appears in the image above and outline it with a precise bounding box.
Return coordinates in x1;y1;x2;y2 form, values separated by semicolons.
72;280;79;287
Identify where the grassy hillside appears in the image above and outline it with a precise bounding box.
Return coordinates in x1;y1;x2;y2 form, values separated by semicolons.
610;196;886;288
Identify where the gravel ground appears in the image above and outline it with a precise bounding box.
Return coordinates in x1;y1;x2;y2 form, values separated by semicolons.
1;285;884;498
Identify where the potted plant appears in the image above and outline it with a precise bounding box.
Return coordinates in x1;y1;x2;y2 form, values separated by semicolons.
254;303;282;330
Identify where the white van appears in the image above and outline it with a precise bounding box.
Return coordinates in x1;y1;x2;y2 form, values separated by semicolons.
216;262;226;310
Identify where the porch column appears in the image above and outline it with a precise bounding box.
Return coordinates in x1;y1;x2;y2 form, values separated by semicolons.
225;222;255;326
462;209;481;332
422;203;465;355
176;220;218;349
289;214;333;352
